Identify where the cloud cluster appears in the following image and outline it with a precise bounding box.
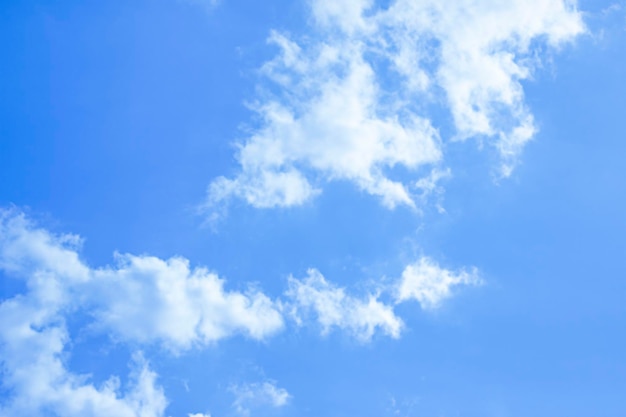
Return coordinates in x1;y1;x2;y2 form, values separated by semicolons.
207;0;584;210
0;213;168;416
285;260;481;341
0;209;283;416
0;209;480;414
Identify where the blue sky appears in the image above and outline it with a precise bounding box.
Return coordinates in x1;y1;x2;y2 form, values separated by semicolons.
1;1;625;416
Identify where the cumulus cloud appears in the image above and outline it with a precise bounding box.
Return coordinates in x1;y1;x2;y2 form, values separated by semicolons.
230;380;290;416
0;208;285;415
396;257;482;310
0;238;168;417
285;269;403;341
0;209;284;353
0;211;482;348
283;259;481;339
88;255;284;351
208;29;442;211
0;208;482;416
379;0;585;175
206;0;585;211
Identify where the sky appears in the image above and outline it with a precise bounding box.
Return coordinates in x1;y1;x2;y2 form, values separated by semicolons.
1;0;625;416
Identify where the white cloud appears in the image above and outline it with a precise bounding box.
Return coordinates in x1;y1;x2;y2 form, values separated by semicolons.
88;255;284;351
0;209;284;353
0;211;482;348
188;413;212;417
285;269;403;341
207;0;584;211
207;26;442;211
310;0;374;33
0;242;168;417
0;208;483;416
0;209;285;415
231;380;290;416
379;0;585;175
284;260;480;339
396;257;482;310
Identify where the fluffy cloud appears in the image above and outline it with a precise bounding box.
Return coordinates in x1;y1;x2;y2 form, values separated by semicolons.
284;260;482;340
0;219;168;417
88;255;284;351
207;0;584;210
379;0;585;176
0;209;482;414
208;29;442;211
0;211;481;350
0;323;168;417
286;269;403;341
0;209;284;352
230;380;290;416
0;209;284;415
396;257;482;310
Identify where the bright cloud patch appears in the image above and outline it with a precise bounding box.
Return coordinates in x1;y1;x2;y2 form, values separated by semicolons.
230;380;290;416
0;210;284;352
0;209;284;416
0;209;480;414
0;275;168;417
89;255;284;351
207;0;584;210
397;257;482;310
286;269;404;341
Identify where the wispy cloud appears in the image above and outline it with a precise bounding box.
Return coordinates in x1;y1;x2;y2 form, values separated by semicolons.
230;380;290;416
206;0;585;212
285;269;404;341
284;259;482;340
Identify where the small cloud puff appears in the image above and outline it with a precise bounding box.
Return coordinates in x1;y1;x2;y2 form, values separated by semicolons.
397;257;482;310
286;269;404;341
231;380;291;416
